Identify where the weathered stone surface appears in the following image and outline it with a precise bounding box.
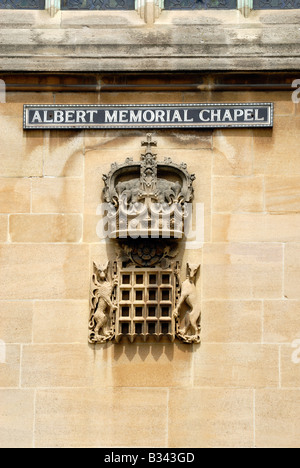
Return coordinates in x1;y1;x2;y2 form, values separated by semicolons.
168;388;253;448
9;214;82;243
203;243;283;300
285;244;300;300
256;390;300;448
0;390;34;448
212;213;300;243
32;178;84;213
194;343;279;388
0;245;89;300
0;105;44;177
0;11;299;71
21;345;96;388
213;176;264;212
0;345;20;388
33;301;89;344
264;300;300;344
202;300;262;343
265;176;300;212
0;216;8;243
0;301;33;344
0;179;31;214
35;388;168;448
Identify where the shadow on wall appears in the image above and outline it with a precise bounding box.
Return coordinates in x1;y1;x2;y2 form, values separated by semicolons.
103;340;200;363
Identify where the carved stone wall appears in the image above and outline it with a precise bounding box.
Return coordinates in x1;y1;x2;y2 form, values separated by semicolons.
0;76;300;447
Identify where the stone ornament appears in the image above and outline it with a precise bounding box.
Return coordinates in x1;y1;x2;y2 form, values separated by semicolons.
89;261;118;344
89;134;201;345
116;240;179;269
102;133;196;240
174;264;201;344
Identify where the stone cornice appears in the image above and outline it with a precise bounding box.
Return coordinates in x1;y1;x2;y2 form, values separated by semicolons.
0;10;299;72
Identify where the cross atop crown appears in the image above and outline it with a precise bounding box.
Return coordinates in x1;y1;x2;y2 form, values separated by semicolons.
141;134;157;154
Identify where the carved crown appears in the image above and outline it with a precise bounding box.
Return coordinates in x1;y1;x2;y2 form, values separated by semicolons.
102;134;196;239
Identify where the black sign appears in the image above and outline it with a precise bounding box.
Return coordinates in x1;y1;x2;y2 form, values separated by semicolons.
23;103;273;130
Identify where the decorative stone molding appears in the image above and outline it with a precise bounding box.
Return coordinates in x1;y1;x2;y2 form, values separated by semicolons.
1;9;300;71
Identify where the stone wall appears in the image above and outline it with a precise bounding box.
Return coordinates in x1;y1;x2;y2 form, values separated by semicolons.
0;79;300;448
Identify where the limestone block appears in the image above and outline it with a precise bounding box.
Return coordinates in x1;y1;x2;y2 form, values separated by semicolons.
263;300;300;344
213;176;264;213
0;215;8;243
7;92;54;104
35;388;168;447
0;104;44;177
203;243;283;300
265;176;300;213
256;390;300;448
194;344;279;388
0;178;31;214
99;92;184;105
213;129;254;176
280;345;300;388
0;345;20;387
85;128;212;154
202;300;262;343
0;389;34;448
54;92;100;104
212;213;300;243
33;301;89;344
168;388;253;448
21;345;96;388
0;301;33;344
253;117;300;176
285;243;300;300
0;245;89;300
43;130;84;177
9;214;82;243
32;178;84;214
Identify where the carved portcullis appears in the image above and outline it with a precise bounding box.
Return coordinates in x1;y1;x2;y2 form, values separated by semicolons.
89;134;201;345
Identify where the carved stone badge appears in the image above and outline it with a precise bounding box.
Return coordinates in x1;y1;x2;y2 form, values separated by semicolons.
89;134;201;345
